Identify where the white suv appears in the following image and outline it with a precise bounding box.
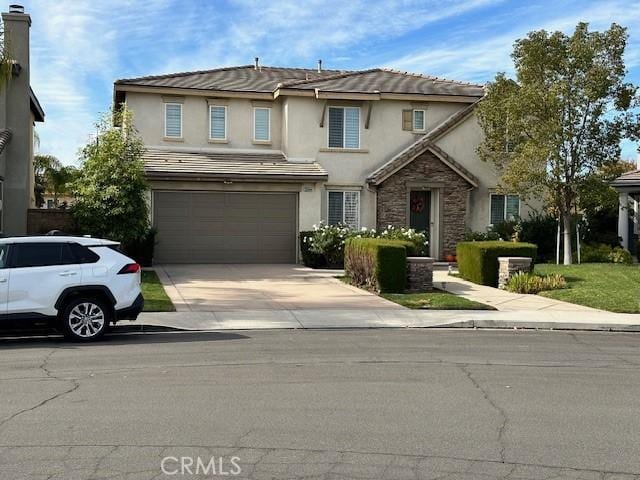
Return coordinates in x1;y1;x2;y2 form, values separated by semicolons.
0;236;144;341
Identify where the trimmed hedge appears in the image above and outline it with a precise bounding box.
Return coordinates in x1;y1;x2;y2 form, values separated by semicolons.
299;230;327;268
345;238;409;293
457;241;537;287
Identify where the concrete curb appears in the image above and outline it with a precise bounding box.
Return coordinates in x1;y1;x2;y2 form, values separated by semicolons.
133;309;640;333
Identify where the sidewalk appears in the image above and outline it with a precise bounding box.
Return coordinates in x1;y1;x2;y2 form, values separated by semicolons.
433;270;600;312
136;308;640;332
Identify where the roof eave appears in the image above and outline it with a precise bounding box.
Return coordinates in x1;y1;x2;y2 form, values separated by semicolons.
144;171;328;183
29;87;44;122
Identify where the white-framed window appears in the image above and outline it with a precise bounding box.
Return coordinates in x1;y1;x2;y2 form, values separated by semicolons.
490;193;520;225
328;191;360;228
253;107;271;142
328;106;360;149
164;103;182;138
412;109;426;132
209;105;227;140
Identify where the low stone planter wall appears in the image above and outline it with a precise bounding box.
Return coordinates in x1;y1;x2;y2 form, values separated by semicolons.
406;257;434;292
498;256;533;289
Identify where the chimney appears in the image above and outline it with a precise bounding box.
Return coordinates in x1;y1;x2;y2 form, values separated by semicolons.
254;57;259;70
2;4;33;233
317;59;322;73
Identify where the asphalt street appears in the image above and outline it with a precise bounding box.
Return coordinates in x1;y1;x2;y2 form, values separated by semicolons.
1;328;639;479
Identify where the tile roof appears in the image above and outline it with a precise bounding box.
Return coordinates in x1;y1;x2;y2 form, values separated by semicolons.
367;101;481;186
612;169;640;188
284;68;485;97
0;129;11;154
116;65;346;93
115;65;484;98
142;148;328;182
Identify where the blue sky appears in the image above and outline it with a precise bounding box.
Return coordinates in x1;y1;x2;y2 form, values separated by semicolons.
16;0;640;164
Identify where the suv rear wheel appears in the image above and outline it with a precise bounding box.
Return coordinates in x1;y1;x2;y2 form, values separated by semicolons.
60;297;111;341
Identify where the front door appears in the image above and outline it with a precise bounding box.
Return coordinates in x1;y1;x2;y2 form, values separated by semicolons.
409;190;431;236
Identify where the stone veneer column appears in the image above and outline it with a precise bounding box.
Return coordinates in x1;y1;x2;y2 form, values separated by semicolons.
406;257;434;292
498;257;532;289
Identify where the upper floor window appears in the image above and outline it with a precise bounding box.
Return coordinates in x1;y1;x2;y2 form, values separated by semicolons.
402;108;426;132
413;109;426;132
328;106;360;149
490;194;520;225
209;105;227;141
164;103;182;138
253;107;271;142
328;191;360;228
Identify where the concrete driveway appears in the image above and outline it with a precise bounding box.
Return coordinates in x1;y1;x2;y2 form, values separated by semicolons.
155;264;401;311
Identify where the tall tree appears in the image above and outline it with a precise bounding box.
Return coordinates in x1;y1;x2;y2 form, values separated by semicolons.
72;108;149;244
33;154;61;207
477;23;639;264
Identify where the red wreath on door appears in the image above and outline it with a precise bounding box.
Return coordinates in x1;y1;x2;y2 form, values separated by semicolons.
410;197;425;213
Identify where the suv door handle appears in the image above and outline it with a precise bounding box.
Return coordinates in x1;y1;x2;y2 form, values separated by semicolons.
59;271;78;277
0;278;6;283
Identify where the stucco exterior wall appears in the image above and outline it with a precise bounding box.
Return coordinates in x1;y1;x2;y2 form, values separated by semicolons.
434;114;543;232
126;92;283;151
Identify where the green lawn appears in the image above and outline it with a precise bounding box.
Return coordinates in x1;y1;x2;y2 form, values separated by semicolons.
535;263;640;313
141;270;175;312
381;289;495;310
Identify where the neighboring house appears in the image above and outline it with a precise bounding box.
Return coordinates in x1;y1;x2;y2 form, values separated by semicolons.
114;60;536;263
612;170;640;252
0;5;44;235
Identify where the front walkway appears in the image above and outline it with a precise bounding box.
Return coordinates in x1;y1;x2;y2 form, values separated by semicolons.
433;270;600;312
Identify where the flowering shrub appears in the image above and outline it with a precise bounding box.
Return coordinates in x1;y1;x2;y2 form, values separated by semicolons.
308;223;352;268
378;225;428;256
306;223;429;268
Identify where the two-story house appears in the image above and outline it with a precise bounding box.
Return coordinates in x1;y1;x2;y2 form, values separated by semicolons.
114;61;534;263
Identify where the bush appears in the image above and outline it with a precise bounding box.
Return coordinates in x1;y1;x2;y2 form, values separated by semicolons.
464;228;501;241
579;243;632;264
122;227;156;267
519;213;557;262
300;230;327;268
308;223;353;268
345;238;409;293
505;271;566;294
306;223;428;269
456;241;538;287
378;226;428;256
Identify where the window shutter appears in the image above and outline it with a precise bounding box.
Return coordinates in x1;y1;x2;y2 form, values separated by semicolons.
506;195;520;220
402;109;413;131
210;106;226;139
165;104;182;137
490;194;505;225
343;191;360;228
328;191;344;225
344;107;360;148
328;107;344;148
254;108;270;141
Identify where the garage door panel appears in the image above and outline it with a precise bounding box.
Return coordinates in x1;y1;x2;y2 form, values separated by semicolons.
154;191;297;263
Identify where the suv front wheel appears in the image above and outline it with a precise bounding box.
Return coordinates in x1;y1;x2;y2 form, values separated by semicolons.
60;297;111;341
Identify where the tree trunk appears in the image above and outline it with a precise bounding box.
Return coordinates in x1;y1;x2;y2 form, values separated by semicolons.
562;210;573;265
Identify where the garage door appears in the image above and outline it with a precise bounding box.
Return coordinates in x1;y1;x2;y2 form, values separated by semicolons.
153;191;297;263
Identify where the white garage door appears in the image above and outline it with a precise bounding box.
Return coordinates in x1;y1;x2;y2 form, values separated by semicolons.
153;191;297;263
